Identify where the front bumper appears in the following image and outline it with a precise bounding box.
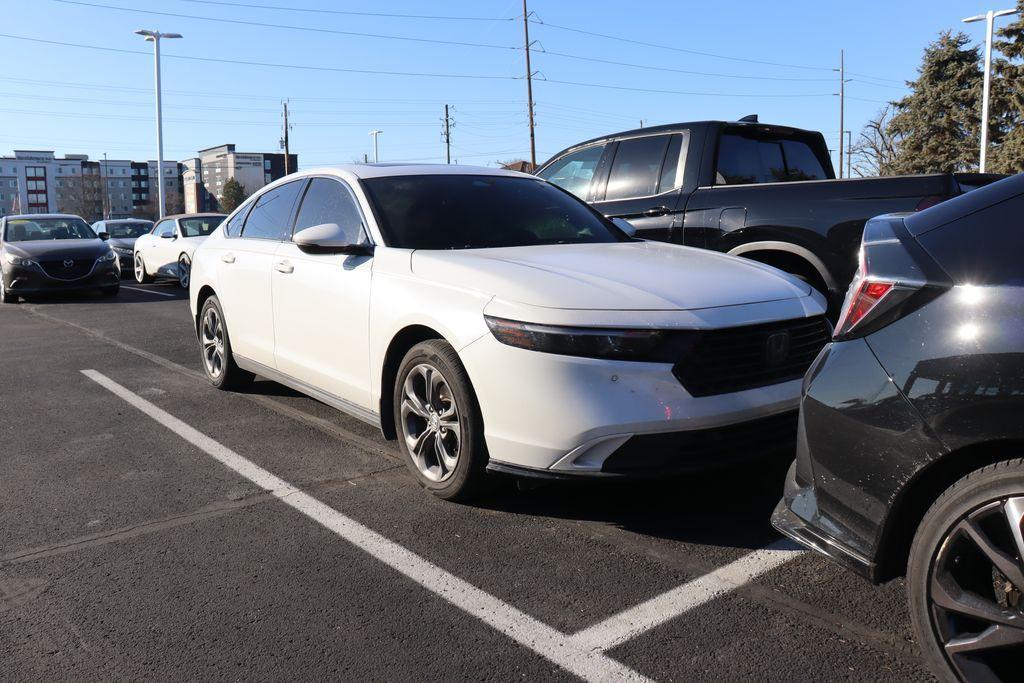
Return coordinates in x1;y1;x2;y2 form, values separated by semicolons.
459;331;806;476
3;262;120;294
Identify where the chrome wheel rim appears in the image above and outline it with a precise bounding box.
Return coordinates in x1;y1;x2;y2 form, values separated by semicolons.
201;306;225;379
134;254;144;282
400;363;461;482
179;257;190;288
928;495;1024;681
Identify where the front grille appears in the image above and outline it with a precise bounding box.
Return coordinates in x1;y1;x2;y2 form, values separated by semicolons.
674;316;831;397
602;410;798;475
40;259;95;281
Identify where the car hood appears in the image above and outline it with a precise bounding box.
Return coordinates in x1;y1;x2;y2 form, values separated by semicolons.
107;237;137;250
3;239;110;261
409;241;811;311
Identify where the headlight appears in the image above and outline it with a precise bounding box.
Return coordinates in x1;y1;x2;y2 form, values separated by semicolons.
484;315;695;362
112;246;133;255
96;250;118;263
3;252;38;267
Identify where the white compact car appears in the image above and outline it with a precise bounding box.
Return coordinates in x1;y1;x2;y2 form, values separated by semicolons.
134;213;226;288
189;165;827;500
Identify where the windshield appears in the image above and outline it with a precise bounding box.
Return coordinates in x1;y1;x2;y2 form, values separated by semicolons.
179;216;224;237
103;221;153;238
361;175;628;250
4;217;96;242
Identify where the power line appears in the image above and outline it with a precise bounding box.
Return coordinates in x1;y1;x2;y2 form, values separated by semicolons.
52;0;519;51
177;0;515;22
0;33;518;81
538;77;833;98
536;49;835;81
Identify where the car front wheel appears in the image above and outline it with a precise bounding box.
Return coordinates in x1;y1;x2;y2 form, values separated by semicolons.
394;340;488;501
134;253;155;284
907;458;1024;682
178;254;191;289
198;295;253;391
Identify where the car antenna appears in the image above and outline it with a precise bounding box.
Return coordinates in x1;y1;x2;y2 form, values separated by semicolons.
738;114;759;123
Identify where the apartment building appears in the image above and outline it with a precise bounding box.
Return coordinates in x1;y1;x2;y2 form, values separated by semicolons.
183;144;297;213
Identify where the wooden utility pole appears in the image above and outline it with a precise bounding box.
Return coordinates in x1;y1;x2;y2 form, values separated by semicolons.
281;100;291;175
837;50;845;179
443;104;454;164
522;0;536;169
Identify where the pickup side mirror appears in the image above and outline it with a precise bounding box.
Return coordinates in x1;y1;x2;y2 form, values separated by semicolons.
294;222;375;256
611;217;639;239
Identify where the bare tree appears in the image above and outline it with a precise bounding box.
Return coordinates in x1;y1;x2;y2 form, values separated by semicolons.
137;187;185;220
56;174;102;221
849;106;902;177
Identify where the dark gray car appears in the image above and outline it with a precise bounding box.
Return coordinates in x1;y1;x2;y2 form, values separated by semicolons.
92;219;154;275
1;214;120;303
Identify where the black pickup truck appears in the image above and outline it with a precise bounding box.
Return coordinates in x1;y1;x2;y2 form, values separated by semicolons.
536;119;1004;310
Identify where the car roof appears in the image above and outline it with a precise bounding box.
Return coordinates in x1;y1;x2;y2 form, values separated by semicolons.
97;218;153;224
276;164;534;184
4;213;85;221
163;212;227;220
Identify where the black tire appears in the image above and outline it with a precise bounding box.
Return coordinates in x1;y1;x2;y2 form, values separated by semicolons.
907;458;1024;682
0;281;16;304
101;286;119;297
198;295;254;391
393;340;488;501
178;254;191;289
134;252;155;284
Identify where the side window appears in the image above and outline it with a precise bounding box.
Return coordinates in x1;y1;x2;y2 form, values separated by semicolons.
241;180;305;240
604;135;671;200
153;220;173;237
716;131;828;185
223;202;253;237
657;132;690;193
293;178;366;243
536;144;604;199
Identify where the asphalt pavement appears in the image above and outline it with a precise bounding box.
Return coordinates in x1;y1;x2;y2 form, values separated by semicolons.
0;283;935;681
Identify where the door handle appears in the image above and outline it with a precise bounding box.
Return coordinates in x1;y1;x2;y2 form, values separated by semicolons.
221;253;235;264
643;206;671;217
274;260;294;274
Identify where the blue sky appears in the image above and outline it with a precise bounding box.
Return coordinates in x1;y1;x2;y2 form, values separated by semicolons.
0;0;1011;170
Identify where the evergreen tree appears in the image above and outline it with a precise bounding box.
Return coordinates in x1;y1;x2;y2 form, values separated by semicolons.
990;0;1024;173
218;177;248;213
886;32;982;173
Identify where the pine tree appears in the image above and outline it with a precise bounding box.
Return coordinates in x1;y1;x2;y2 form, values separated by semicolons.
990;0;1024;173
218;177;248;213
886;32;982;173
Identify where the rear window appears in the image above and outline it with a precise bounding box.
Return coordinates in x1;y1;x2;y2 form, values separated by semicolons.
715;129;830;185
180;215;225;237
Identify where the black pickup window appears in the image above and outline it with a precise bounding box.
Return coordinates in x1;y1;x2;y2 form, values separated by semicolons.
716;129;829;185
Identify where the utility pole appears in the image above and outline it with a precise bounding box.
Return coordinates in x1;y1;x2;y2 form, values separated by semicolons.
963;8;1018;172
281;99;292;175
101;152;109;220
837;49;845;179
135;29;182;219
846;131;852;178
369;130;382;163
442;104;455;164
522;0;537;170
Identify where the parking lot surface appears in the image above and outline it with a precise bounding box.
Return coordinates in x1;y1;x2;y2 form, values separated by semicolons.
0;286;935;680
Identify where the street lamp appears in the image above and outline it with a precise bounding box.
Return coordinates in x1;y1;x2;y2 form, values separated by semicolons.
135;29;182;219
368;130;383;163
963;8;1017;173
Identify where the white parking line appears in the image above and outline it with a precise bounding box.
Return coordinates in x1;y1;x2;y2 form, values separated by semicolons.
121;286;178;298
570;540;804;652
81;369;650;683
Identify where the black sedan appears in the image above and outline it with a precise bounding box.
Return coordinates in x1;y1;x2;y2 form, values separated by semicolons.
772;174;1024;681
0;214;120;302
92;219;154;274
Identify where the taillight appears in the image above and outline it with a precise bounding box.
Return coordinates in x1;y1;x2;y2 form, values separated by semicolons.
833;216;951;341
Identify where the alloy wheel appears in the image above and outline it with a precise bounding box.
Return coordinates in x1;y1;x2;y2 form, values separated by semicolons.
928;496;1024;681
201;306;225;379
134;254;145;282
400;363;462;482
179;256;190;288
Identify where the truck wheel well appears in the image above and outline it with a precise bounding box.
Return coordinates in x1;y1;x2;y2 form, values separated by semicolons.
378;325;444;440
737;249;829;299
874;439;1024;581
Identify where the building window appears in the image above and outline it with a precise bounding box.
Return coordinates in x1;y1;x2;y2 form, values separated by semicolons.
264;173;271;184
121;168;127;174
264;159;271;170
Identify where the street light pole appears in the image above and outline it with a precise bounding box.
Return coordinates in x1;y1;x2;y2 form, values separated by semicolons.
135;29;182;219
963;8;1017;173
369;130;382;163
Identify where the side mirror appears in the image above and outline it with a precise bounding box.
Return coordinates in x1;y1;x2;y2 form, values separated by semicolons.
294;222;374;256
161;232;176;239
611;217;639;239
98;232;109;241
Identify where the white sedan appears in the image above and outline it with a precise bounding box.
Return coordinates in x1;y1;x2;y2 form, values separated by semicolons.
133;213;225;288
189;165;827;500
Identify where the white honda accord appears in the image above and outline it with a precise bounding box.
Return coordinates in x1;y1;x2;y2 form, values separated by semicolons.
189;165;827;500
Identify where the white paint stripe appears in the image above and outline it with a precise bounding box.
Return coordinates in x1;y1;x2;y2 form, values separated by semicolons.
570;540;804;652
121;286;177;298
81;369;649;683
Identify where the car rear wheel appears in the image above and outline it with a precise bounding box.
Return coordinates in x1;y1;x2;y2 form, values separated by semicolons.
908;459;1024;682
198;295;254;391
134;253;155;284
178;254;191;289
393;340;488;501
